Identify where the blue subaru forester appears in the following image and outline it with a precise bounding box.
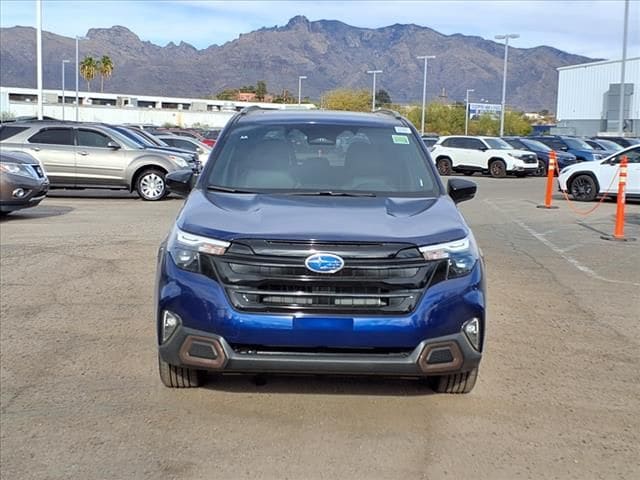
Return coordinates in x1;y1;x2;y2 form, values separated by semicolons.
156;108;485;393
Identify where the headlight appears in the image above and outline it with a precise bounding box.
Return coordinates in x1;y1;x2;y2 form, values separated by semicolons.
168;227;229;272
419;235;479;278
168;155;189;168
0;163;37;178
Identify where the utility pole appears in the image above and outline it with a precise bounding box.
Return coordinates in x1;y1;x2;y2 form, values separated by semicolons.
417;55;436;135
36;0;43;120
618;0;629;135
465;88;475;135
495;33;519;136
367;70;382;111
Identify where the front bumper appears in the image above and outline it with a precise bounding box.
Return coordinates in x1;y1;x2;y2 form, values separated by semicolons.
0;177;49;212
159;325;482;376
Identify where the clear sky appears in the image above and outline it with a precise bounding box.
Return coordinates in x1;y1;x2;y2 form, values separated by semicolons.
1;0;639;60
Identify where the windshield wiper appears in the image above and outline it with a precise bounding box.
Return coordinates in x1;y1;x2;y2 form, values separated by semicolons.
288;191;376;197
206;185;257;194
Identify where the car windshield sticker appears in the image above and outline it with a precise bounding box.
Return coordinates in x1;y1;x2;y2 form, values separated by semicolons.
394;126;412;134
392;135;410;145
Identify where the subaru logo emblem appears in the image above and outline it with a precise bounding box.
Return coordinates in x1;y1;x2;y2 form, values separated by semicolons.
305;253;344;274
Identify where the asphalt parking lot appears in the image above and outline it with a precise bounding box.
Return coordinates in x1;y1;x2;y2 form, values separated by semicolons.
1;177;639;479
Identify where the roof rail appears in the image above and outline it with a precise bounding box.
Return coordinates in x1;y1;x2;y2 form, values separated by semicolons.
239;105;264;116
374;109;403;120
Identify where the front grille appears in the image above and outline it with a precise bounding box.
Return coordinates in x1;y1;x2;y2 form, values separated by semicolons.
523;154;538;164
204;240;447;315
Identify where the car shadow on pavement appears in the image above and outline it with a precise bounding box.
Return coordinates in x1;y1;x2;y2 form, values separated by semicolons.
0;205;74;221
201;373;436;396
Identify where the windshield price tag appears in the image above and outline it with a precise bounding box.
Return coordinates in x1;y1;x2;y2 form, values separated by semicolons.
392;135;410;145
394;126;412;134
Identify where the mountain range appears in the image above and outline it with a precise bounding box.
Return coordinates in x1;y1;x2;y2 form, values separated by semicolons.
0;16;595;111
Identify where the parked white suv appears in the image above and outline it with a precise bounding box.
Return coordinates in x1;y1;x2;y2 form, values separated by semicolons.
558;145;639;201
431;136;539;178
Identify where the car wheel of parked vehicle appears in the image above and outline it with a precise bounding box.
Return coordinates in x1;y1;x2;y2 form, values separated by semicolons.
428;368;478;394
489;159;507;178
569;174;598;202
158;355;201;388
436;157;453;176
535;160;547;177
136;169;167;201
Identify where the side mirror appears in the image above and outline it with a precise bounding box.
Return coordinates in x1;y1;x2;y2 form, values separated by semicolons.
196;147;204;154
166;169;196;197
478;146;488;151
107;141;120;150
448;178;477;204
560;146;569;151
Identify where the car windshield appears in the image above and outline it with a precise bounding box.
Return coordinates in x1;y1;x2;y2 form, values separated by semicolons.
521;138;551;152
483;137;512;149
564;138;593;150
109;126;151;148
205;122;439;196
595;139;623;151
503;138;525;149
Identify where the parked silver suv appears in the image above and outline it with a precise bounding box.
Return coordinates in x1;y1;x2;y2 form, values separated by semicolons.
0;122;197;200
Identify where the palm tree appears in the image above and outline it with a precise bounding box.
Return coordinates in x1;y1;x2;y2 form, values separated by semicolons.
98;55;114;93
80;56;98;92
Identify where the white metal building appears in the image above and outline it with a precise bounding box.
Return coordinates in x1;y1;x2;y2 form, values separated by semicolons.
0;86;315;128
556;57;639;137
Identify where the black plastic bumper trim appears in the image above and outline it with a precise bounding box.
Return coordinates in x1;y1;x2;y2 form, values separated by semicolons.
158;326;482;377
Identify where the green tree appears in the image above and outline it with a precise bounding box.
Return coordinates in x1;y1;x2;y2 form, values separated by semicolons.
375;89;392;108
80;56;98;92
97;55;114;93
216;89;238;100
255;80;267;101
405;102;465;135
323;89;371;112
272;89;296;104
503;111;533;135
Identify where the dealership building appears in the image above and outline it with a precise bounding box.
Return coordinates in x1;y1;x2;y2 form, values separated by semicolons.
555;57;640;137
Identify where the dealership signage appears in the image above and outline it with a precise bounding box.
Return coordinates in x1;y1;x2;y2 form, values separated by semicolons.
468;103;502;119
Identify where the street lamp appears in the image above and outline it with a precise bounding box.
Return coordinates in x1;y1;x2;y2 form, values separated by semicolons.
417;55;435;135
495;33;519;136
618;0;630;135
465;88;475;135
298;75;307;105
61;60;70;120
75;36;88;121
366;70;382;111
36;0;43;120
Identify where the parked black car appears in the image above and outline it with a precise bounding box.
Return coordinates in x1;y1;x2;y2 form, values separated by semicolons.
593;136;640;149
0;150;49;214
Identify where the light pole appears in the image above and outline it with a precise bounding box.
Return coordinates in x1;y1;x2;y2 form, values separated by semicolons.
465;88;475;135
495;33;519;136
417;55;435;135
61;60;70;120
618;0;629;135
367;70;382;111
36;0;43;120
298;75;307;105
75;36;87;121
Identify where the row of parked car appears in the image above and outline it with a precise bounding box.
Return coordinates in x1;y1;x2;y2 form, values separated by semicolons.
422;133;639;201
424;134;639;178
0;120;221;214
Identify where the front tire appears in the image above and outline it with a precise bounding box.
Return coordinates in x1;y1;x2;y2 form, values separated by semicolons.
535;160;547;177
436;157;453;176
158;355;201;388
136;168;168;201
569;174;598;202
489;159;507;178
428;368;478;394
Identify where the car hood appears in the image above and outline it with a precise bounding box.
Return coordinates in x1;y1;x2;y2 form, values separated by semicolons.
177;190;469;246
559;160;602;178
